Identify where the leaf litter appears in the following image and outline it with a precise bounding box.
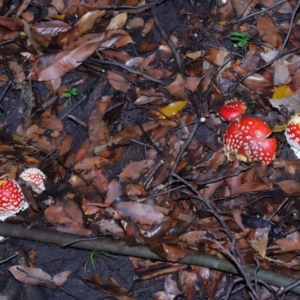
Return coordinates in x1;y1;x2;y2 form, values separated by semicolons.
1;0;300;298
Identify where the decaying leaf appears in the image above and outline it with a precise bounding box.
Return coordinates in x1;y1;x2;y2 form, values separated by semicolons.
9;266;71;289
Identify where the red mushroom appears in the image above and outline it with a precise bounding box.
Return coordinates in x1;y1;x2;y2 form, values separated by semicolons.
0;178;28;221
19;168;46;194
224;116;277;166
219;99;247;122
285;113;300;158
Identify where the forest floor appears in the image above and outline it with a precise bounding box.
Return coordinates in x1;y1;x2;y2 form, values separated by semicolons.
1;0;300;299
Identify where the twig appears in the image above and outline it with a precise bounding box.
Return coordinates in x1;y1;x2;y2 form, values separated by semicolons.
278;278;300;296
87;58;167;86
216;0;287;32
164;118;200;203
204;237;258;299
279;0;300;55
144;159;164;188
0;78;12;111
59;95;87;120
231;45;300;91
58;160;106;199
92;0;166;11
136;120;164;156
0;254;16;265
172;173;258;299
150;0;183;73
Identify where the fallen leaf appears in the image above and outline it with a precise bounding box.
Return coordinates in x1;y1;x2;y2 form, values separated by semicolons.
9;266;71;289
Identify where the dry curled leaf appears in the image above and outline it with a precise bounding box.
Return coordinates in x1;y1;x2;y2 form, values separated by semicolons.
9;266;71;289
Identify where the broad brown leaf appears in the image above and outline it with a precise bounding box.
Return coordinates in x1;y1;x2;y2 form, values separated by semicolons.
28;33;105;81
119;159;155;180
257;16;282;48
107;70;130;93
9;266;71;289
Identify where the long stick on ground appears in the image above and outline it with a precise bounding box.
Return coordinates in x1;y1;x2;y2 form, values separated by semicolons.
0;223;299;295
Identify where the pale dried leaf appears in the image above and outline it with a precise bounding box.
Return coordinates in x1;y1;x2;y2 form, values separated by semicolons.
106;12;127;30
9;266;56;289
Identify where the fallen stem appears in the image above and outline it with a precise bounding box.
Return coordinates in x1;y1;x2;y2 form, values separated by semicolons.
1;223;300;295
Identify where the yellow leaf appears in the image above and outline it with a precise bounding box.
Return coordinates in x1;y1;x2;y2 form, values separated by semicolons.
46;15;65;20
272;85;294;99
272;123;287;133
106;12;127;30
157;100;188;119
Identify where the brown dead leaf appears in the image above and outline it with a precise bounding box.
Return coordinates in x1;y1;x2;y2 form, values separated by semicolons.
105;179;123;205
257;16;282;48
232;209;246;232
31;20;71;36
44;196;84;228
74;157;108;170
276;180;300;196
103;50;133;63
126;17;144;29
88;105;110;145
231;0;259;17
9;266;71;289
75;10;106;38
111;201;164;225
141;18;154;37
107;70;130;93
8;60;26;85
276;238;300;252
161;244;192;262
119;159;155;180
178;269;201;299
166;74;201;98
74;139;94;164
85;273;134;300
124;183;146;196
94;122;158;153
0;16;23;31
179;231;206;247
28;33;105;81
37;115;63;131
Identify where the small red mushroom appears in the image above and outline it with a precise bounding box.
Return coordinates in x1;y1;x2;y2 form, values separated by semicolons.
219;99;247;122
0;178;28;221
285;113;300;158
19;168;46;194
224;116;277;166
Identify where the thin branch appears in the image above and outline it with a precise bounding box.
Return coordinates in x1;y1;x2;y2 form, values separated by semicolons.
150;0;183;73
279;0;300;55
164;118;200;203
86;58;167;86
231;45;300;91
216;0;287;32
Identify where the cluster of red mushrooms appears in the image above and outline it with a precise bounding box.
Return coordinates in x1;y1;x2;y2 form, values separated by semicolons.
0;101;299;221
219;99;300;166
0;168;46;222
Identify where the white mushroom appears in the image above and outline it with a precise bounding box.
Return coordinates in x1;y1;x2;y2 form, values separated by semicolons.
19;168;46;194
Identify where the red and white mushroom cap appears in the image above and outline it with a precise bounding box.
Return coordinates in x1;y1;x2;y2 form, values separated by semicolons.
219;99;247;122
19;168;46;194
285;113;300;158
224;116;277;166
0;178;28;221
